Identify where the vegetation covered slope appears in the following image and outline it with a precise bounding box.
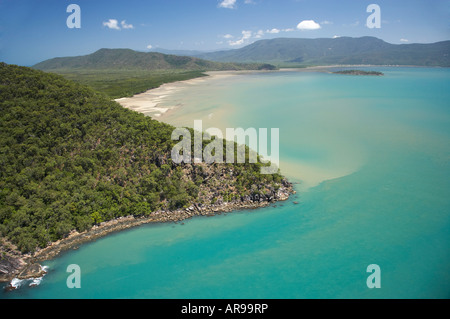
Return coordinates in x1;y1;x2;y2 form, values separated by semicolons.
45;69;208;100
0;63;290;253
195;37;450;67
33;48;276;72
332;70;384;76
32;49;276;99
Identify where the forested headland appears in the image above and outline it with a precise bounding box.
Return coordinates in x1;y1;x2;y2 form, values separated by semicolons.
0;63;292;256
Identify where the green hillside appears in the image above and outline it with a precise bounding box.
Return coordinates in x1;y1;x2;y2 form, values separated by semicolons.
33;48;276;72
32;49;276;99
195;37;450;67
43;69;209;100
0;63;290;253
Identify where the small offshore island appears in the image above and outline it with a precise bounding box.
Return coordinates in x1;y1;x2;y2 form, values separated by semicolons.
332;70;384;76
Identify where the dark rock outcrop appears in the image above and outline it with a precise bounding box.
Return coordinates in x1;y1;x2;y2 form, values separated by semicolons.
0;254;25;283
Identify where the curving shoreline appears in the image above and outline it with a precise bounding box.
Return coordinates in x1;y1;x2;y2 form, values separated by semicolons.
114;66;385;120
1;68;301;288
115;70;255;118
1;185;295;286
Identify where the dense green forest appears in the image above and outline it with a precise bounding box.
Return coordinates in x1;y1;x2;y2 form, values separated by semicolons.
46;69;208;99
0;63;287;253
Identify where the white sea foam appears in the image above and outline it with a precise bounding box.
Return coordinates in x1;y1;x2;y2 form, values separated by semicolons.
29;277;43;287
29;265;49;287
10;278;24;289
8;265;49;290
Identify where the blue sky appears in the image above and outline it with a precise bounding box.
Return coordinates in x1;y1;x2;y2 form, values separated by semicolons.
1;0;449;66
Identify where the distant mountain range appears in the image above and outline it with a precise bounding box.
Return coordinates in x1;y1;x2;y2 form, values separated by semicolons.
150;48;215;57
193;37;450;66
153;37;448;67
33;37;450;70
33;48;275;71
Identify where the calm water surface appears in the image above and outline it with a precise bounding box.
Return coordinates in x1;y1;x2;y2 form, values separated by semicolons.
2;67;449;299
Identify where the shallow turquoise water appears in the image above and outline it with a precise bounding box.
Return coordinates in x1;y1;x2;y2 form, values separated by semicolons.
2;67;449;299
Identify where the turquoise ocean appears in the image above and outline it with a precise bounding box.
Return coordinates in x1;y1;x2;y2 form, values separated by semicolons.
2;67;449;299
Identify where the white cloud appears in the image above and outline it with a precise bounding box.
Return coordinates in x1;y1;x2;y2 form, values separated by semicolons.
266;28;281;34
103;19;134;30
255;30;265;38
242;30;252;38
229;30;252;46
226;22;318;46
147;44;153;49
297;20;321;30
400;38;409;42
321;20;333;25
229;39;244;46
219;0;237;9
333;35;341;39
121;20;134;29
103;19;121;30
226;25;300;45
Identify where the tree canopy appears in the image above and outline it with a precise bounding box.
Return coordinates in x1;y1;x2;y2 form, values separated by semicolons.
0;63;287;253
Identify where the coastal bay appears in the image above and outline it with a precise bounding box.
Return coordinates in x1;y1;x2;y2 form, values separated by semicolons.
115;70;267;119
2;66;449;299
2;0;449;301
0;64;294;288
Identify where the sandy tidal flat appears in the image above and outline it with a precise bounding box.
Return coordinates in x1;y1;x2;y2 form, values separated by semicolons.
114;67;360;118
114;71;241;118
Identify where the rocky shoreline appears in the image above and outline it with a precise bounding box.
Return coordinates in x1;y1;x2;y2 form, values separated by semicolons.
1;184;295;288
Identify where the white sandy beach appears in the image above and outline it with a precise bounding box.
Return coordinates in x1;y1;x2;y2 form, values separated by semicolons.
114;71;246;118
114;67;351;118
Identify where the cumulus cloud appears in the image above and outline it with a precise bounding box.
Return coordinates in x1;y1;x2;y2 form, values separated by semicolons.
266;28;280;34
242;30;252;38
297;20;321;30
400;38;409;42
103;19;121;30
224;19;325;46
121;20;134;29
103;19;135;30
229;30;252;46
219;0;237;9
255;30;265;38
225;25;300;45
147;44;153;49
229;39;244;46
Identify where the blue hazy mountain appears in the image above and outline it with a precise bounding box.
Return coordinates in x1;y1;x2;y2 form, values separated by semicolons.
194;37;450;66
